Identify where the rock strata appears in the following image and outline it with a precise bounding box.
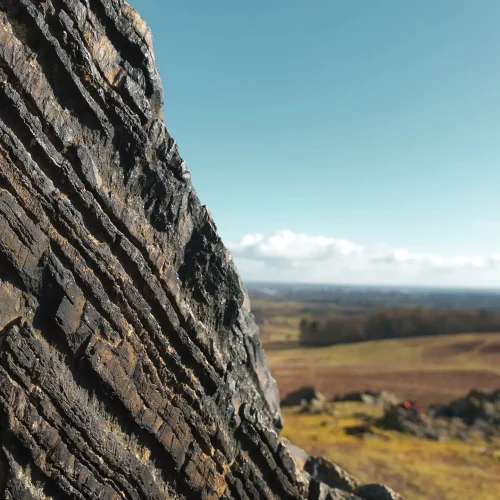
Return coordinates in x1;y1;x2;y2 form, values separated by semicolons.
0;1;298;497
0;1;402;499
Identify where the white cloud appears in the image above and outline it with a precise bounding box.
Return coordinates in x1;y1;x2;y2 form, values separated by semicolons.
226;230;500;287
229;230;363;268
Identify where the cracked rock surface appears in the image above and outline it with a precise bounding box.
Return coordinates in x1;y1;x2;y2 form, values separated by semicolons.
0;1;402;499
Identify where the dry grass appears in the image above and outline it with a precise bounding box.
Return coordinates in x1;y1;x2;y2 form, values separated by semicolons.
282;403;500;500
267;333;500;405
258;301;500;498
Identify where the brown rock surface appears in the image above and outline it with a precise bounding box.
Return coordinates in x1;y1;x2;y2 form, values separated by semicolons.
0;1;300;498
0;1;403;499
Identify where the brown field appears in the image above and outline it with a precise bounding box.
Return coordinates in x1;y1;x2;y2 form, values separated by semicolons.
422;339;485;359
257;300;500;498
265;333;500;405
481;340;500;354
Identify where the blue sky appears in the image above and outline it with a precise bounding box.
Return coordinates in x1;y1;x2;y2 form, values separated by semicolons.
131;0;500;287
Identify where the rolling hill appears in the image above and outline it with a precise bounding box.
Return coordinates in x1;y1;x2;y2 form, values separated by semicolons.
266;332;500;406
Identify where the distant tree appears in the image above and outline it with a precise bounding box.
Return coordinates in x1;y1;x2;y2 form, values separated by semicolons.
298;307;500;347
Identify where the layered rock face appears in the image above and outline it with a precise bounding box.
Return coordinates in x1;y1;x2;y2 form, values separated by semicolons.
0;1;401;499
0;0;301;498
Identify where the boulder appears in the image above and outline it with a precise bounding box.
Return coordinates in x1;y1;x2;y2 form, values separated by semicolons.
309;478;364;500
354;484;403;500
432;389;500;436
379;405;438;440
299;396;329;414
281;437;310;470
291;448;400;500
333;391;374;403
282;386;327;407
305;456;361;493
333;391;400;407
376;391;400;407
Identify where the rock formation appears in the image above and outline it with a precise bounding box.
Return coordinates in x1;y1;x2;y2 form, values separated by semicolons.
0;1;401;499
281;387;327;408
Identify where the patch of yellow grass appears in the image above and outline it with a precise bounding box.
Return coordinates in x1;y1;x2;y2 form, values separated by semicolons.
282;405;500;500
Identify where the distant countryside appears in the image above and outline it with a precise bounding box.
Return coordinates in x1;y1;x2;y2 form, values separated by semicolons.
249;282;500;500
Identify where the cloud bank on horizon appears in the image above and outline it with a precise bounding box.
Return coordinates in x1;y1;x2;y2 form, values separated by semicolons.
227;230;500;288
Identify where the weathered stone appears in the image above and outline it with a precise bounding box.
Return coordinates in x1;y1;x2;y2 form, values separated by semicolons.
333;391;400;408
281;437;310;470
309;478;363;500
305;456;361;493
433;389;500;428
299;397;329;415
0;1;403;498
282;386;327;407
354;484;403;500
0;1;299;497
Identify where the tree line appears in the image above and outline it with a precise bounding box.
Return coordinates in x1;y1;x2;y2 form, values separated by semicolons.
299;308;500;346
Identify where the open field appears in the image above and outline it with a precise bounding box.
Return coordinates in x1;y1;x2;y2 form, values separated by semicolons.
267;333;500;405
257;294;500;404
255;293;500;498
274;335;500;499
281;403;500;500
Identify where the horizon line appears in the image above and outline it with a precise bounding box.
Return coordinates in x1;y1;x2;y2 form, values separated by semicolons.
242;279;500;293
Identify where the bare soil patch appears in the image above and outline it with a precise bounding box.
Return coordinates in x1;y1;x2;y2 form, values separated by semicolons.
480;340;500;354
422;339;485;360
273;367;500;407
267;333;500;406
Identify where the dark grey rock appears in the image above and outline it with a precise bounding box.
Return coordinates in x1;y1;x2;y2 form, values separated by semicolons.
282;437;310;470
354;483;403;500
333;391;400;407
305;456;361;493
299;396;329;415
282;386;327;407
0;0;300;497
309;478;364;500
429;389;500;438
